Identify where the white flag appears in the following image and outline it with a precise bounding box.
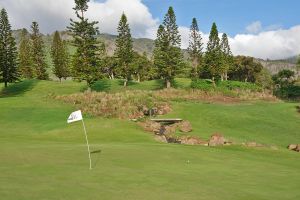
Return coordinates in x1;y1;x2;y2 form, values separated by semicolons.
67;110;83;123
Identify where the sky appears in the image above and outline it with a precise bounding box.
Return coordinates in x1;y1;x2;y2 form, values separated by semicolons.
0;0;300;59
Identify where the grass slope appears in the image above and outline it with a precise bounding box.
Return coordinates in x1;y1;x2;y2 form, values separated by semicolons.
0;80;300;200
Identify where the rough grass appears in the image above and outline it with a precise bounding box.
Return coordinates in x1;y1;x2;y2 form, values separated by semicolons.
55;90;170;119
55;86;276;120
0;80;300;200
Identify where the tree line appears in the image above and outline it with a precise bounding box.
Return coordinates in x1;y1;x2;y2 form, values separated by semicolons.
0;0;298;89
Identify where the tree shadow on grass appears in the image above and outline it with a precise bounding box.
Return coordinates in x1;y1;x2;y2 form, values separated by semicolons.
91;79;112;92
0;79;38;98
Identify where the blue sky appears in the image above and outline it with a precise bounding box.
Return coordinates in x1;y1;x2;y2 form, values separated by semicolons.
143;0;300;36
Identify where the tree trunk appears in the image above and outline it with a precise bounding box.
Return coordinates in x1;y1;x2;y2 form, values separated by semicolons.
124;79;128;87
166;79;171;88
221;74;224;81
4;81;7;88
212;77;216;88
225;71;228;81
137;74;141;83
111;73;114;80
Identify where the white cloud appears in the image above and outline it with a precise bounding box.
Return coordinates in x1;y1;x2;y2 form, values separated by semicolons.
0;0;159;38
180;24;300;60
230;25;300;59
246;21;262;34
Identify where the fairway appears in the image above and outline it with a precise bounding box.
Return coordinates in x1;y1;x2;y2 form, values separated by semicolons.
0;80;300;200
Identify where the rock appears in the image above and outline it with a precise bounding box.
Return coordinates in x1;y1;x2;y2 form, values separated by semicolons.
154;135;168;143
209;133;225;146
179;121;192;133
288;144;298;150
179;136;208;145
165;134;180;143
157;104;172;115
139;121;161;133
164;125;177;135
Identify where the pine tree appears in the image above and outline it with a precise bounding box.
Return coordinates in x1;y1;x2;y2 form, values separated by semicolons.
296;56;300;77
0;8;19;87
114;13;133;87
18;28;33;79
153;7;183;88
68;0;103;87
51;31;69;82
30;22;48;80
131;52;153;82
220;33;233;81
204;22;222;85
188;18;203;78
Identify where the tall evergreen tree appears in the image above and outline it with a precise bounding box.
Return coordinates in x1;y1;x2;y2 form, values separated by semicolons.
188;18;203;78
68;0;103;87
18;28;33;79
296;55;300;77
51;31;69;82
114;13;133;87
0;9;19;87
204;22;222;84
30;22;48;80
153;7;183;88
220;33;233;81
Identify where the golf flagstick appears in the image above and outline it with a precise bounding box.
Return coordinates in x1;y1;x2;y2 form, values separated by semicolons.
81;118;92;170
67;110;92;170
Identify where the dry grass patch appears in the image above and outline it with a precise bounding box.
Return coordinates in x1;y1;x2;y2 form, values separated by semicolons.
54;89;277;119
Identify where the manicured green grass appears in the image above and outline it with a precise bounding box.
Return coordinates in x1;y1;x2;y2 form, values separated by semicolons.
0;80;300;200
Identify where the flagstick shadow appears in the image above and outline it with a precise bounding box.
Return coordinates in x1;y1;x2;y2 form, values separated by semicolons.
91;148;102;169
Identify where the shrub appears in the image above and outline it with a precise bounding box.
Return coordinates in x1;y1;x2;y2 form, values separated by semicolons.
274;85;300;100
191;79;261;92
217;81;262;92
190;79;214;91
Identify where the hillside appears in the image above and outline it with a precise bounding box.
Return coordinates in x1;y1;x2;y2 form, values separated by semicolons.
256;58;297;74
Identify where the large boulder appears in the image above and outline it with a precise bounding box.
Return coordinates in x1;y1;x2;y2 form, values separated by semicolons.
139;121;161;134
209;133;225;146
179;121;192;133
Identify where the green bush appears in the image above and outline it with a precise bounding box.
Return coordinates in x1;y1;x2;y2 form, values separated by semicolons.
217;81;261;92
191;79;261;92
190;79;214;91
274;85;300;100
